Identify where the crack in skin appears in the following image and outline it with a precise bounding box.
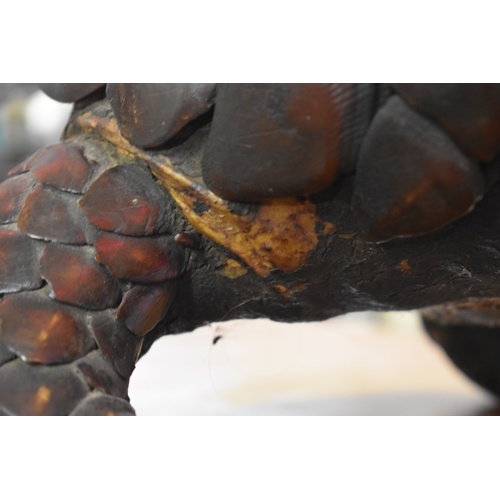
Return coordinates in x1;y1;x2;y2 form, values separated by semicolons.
70;110;336;285
67;101;500;321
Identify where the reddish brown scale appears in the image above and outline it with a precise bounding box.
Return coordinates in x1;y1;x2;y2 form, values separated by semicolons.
0;292;96;364
91;312;143;378
79;164;170;236
27;142;94;194
0;174;36;224
41;244;121;310
107;83;215;148
393;84;500;163
8;143;91;189
95;233;185;283
17;185;88;244
76;351;128;399
39;83;105;103
0;360;89;416
202;83;377;201
0;341;16;366
70;394;135;416
116;282;177;337
0;230;42;293
353;96;485;243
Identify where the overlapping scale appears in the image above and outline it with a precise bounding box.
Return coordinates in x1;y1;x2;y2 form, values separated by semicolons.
0;360;89;416
76;351;128;399
107;83;215;148
116;282;177;337
70;394;135;416
0;174;36;224
17;185;88;244
91;312;143;378
201;83;377;201
27;142;94;194
352;96;485;243
41;244;121;310
393;83;500;163
79;164;170;235
0;292;96;364
95;233;185;283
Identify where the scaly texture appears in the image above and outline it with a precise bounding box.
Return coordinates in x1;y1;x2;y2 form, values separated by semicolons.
0;138;188;416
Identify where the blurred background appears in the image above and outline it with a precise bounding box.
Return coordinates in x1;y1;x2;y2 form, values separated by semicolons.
1;83;497;415
0;83;71;181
